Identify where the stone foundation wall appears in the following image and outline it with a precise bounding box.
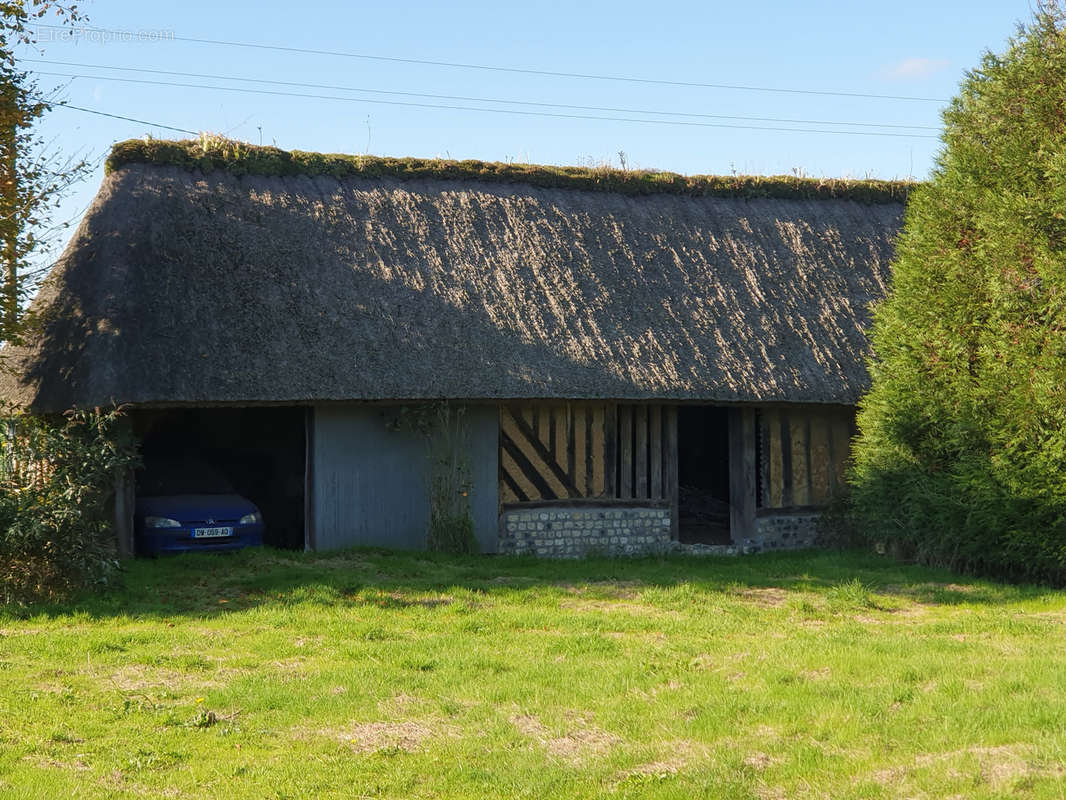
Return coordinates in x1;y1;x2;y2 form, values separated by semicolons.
749;512;820;551
499;506;821;558
499;506;672;558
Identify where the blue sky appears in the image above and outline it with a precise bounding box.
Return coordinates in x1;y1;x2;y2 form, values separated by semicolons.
15;0;1036;258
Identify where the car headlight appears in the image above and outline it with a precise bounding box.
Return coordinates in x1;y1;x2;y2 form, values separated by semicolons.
239;511;262;525
145;516;181;529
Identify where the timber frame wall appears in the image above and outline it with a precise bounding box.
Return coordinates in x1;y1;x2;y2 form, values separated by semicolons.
498;402;856;545
755;406;855;511
499;403;679;537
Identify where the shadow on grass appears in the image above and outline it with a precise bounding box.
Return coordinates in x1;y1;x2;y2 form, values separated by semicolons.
2;547;1055;621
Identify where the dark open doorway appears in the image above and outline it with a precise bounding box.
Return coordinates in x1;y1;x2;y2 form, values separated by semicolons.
133;407;307;550
677;406;731;545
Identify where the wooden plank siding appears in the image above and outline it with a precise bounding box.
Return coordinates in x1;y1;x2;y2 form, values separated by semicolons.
499;402;674;506
728;408;756;541
756;406;855;510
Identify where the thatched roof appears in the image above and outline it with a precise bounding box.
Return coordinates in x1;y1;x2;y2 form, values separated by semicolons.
1;140;906;412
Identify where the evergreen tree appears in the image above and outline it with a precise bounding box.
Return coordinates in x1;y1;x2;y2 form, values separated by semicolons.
851;3;1066;581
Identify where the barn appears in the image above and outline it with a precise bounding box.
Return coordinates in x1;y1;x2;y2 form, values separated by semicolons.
0;139;906;557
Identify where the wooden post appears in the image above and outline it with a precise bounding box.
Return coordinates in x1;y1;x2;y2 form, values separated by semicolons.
804;416;814;506
649;405;662;500
619;405;632;499
604;404;617;498
304;406;315;551
728;408;757;544
635;405;648;499
664;406;679;541
779;411;793;508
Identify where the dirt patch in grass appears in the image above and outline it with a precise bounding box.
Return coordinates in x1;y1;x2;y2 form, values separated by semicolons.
510;712;622;765
376;693;434;716
743;752;780;770
620;738;709;777
557;599;663;616
869;744;1056;789
23;754;91;772
107;665;225;692
559;580;645;599
490;575;537;585
353;591;456;609
317;721;439;753
0;627;45;637
259;553;368;571
268;657;311;672
622;760;683;777
733;588;791;607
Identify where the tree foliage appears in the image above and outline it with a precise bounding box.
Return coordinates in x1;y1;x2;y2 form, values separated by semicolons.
849;3;1066;582
1;1;86;343
0;409;139;603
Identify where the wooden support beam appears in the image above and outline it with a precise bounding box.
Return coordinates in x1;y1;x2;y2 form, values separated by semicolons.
804;416;814;507
573;405;587;495
619;405;633;499
650;405;662;500
757;411;769;509
825;413;838;497
728;408;757;544
304;407;316;551
779;411;793;508
583;406;593;496
604;404;617;498
789;415;809;507
538;407;552;450
635;405;648;499
566;404;576;483
590;405;605;496
664;405;679;541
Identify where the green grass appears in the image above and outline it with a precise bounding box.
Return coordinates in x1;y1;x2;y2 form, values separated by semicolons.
2;548;1066;798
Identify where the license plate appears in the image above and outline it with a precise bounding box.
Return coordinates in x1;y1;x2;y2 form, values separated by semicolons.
193;526;233;539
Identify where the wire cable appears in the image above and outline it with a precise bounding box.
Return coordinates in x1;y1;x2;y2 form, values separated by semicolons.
30;23;950;104
23;58;941;132
46;100;198;134
31;70;941;139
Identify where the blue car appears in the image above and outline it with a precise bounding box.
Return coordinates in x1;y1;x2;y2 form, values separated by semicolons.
135;459;265;555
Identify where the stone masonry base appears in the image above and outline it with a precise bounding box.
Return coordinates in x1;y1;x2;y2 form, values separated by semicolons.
752;512;820;550
499;506;671;558
498;506;821;558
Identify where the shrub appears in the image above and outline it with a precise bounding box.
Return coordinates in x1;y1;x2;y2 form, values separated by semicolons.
849;4;1066;583
0;408;139;602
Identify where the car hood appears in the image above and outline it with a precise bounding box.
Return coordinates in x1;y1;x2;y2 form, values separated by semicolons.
136;494;259;523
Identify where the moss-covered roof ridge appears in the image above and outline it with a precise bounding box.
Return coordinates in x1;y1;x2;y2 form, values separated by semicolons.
106;138;914;204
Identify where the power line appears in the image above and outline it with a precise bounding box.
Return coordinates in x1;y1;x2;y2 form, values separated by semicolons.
31;23;950;104
24;58;941;132
47;100;198;134
31;70;941;139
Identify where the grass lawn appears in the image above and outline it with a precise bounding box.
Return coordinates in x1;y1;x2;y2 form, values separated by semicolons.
2;548;1066;799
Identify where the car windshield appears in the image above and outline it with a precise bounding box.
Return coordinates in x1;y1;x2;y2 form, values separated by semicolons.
138;459;236;495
